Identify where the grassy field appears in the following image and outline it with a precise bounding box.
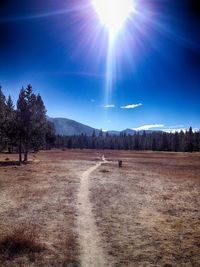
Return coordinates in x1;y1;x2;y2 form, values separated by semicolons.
0;150;200;267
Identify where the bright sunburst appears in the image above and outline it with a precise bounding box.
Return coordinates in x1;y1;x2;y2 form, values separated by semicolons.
91;0;136;108
92;0;135;38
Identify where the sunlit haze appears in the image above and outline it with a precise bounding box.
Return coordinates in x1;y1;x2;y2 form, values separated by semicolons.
92;0;135;38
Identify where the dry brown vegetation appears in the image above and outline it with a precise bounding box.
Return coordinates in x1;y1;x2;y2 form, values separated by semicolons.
0;223;44;260
0;150;101;267
0;150;200;267
91;151;200;267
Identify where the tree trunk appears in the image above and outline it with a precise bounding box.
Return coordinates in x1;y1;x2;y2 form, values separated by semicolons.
19;136;22;164
24;144;28;162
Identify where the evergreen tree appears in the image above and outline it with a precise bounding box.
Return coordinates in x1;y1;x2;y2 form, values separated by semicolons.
5;95;16;152
0;86;6;145
16;85;47;162
45;121;56;149
160;133;169;151
194;131;200;152
16;86;28;162
185;127;194;152
173;132;180;152
54;128;200;152
31;94;47;151
152;137;156;151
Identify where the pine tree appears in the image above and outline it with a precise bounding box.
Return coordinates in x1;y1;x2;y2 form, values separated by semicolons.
173;132;180;152
0;86;7;150
160;133;169;151
194;132;200;152
185;127;194;152
31;94;47;151
16;85;47;162
16;87;27;162
152;137;156;151
5;95;16;152
45;121;56;149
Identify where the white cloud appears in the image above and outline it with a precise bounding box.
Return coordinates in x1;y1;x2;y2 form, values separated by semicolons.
104;104;115;108
163;128;186;133
163;127;199;133
133;124;198;133
133;124;164;131
162;125;186;133
121;103;142;109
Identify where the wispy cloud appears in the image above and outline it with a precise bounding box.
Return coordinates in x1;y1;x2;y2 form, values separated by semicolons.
104;104;115;108
133;124;164;131
121;103;142;109
133;124;196;133
163;127;199;133
163;128;186;133
162;125;185;133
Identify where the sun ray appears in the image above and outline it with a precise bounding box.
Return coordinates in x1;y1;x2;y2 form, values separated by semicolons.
91;0;135;106
0;5;86;23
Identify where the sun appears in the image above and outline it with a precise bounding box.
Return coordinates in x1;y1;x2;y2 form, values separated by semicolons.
92;0;135;38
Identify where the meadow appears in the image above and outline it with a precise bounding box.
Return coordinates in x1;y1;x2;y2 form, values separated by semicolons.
0;150;200;267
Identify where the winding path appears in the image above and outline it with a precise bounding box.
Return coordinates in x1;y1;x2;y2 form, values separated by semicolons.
77;156;107;267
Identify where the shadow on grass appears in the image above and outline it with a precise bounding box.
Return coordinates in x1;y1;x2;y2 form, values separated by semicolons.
63;261;81;267
0;225;45;260
0;161;20;167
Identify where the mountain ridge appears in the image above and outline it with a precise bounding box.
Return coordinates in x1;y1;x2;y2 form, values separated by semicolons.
48;117;162;136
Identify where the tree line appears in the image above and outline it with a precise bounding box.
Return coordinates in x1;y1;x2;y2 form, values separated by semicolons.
0;85;199;160
0;85;55;163
55;128;200;152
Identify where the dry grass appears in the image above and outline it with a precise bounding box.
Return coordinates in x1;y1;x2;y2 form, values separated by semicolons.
90;151;200;267
0;149;99;266
0;224;44;260
1;150;200;267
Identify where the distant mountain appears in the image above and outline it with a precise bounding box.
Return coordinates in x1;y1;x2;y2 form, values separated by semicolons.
107;130;121;135
108;129;137;136
48;117;163;136
48;117;99;136
121;129;136;135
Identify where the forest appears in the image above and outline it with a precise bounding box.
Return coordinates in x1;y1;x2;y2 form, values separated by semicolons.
55;127;200;152
0;85;55;162
0;85;200;162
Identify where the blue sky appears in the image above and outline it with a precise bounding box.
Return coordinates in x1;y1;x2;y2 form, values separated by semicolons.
0;0;200;131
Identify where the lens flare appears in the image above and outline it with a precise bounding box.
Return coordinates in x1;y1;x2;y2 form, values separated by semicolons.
92;0;135;108
92;0;135;38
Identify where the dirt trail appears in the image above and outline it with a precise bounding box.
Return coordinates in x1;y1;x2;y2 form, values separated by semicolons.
77;156;109;267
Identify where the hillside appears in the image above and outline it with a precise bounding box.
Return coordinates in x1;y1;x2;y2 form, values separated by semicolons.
48;117;162;136
48;117;99;136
